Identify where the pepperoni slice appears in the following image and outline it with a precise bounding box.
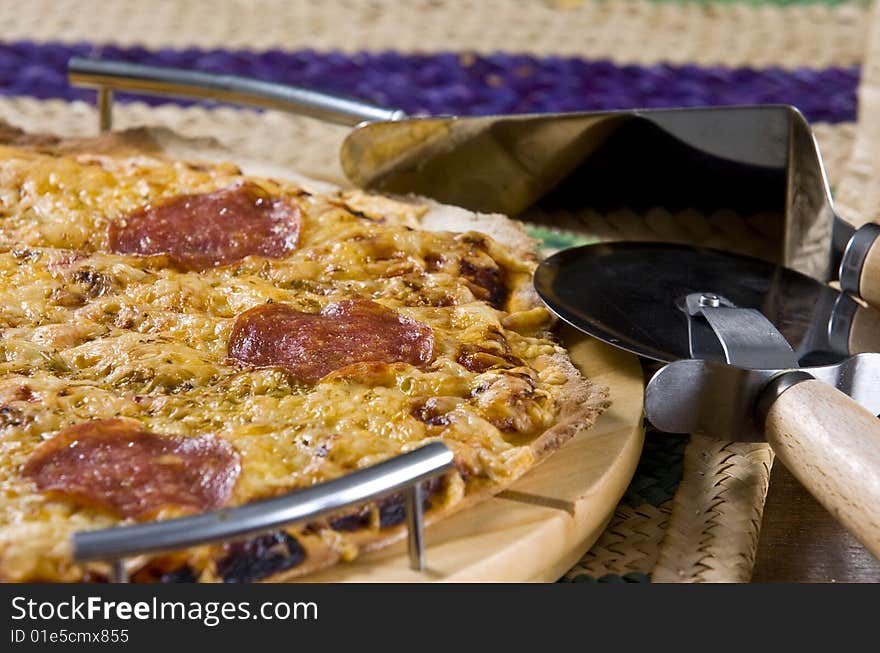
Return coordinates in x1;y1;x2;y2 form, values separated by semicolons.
227;299;434;384
108;182;301;271
22;418;240;520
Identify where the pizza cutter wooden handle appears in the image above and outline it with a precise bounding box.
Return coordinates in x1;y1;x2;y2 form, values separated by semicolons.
848;300;880;353
857;232;880;309
763;378;880;558
841;222;880;310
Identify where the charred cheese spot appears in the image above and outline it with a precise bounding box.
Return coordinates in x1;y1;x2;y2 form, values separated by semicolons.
329;507;373;532
424;253;445;272
411;396;462;427
71;268;117;298
0;405;30;429
457;344;525;373
471;370;550;435
130;558;199;583
378;478;442;528
216;531;306;583
160;566;199;583
459;258;508;309
48;287;86;308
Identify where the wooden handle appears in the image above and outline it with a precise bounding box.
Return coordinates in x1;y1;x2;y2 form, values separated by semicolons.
848;301;880;353
764;379;880;558
858;234;880;309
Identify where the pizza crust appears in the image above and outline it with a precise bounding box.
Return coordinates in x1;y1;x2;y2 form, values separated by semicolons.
0;122;609;582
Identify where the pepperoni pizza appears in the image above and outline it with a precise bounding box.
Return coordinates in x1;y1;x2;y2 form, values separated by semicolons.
0;124;608;582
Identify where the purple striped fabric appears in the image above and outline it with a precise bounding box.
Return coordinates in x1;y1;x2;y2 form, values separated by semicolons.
0;41;859;123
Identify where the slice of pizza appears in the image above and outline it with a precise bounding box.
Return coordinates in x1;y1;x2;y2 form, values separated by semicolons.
0;124;609;582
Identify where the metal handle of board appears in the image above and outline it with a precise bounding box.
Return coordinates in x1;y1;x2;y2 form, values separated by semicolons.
73;442;454;582
68;57;407;131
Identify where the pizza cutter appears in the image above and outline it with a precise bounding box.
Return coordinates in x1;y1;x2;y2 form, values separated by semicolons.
535;242;880;557
68;58;880;307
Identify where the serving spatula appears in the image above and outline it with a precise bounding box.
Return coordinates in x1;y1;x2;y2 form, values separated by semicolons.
68;58;880;310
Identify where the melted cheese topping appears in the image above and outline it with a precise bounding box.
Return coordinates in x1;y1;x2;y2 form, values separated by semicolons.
0;145;570;581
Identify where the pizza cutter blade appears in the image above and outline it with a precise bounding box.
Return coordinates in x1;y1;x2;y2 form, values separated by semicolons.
68;58;880;312
535;241;880;557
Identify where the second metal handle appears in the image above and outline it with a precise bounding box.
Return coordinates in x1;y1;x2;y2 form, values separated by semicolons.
69;57;407;128
74;442;454;580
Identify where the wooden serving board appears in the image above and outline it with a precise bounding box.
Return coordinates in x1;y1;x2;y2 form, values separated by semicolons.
305;328;645;582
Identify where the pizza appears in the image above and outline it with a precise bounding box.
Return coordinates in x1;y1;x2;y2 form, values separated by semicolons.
0;123;609;582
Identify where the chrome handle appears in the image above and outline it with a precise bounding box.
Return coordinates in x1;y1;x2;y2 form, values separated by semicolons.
68;57;407;131
839;222;880;297
73;442;454;581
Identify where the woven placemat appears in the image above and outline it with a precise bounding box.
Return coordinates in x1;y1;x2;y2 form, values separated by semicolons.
0;0;869;68
0;0;871;583
838;2;880;227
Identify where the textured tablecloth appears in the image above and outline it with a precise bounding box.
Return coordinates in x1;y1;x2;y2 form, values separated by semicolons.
0;0;877;582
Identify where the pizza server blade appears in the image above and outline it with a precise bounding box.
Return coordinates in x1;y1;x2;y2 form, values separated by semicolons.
535;241;880;557
67;58;880;313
